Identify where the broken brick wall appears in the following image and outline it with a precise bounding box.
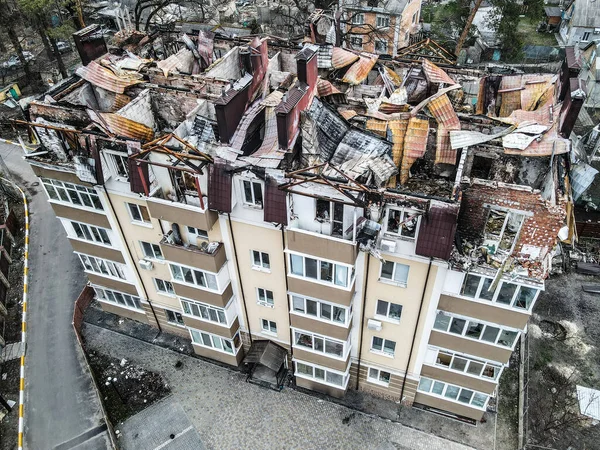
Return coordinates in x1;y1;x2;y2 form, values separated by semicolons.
457;182;566;258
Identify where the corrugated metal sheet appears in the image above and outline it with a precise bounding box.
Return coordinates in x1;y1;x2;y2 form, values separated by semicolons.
403;117;429;158
366;119;387;137
230;101;265;151
389;119;409;167
449;127;514;150
317;44;333;69
422;59;456;85
317;78;342;97
521;74;555;111
342;54;378;85
261;90;284;107
428;94;460;165
88;110;154;141
208;161;232;212
566;46;582;69
264;178;288;224
76;61;142;94
252;107;280;158
331;47;359;69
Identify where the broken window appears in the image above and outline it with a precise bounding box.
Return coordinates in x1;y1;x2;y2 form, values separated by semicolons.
386;208;418;239
484;208;525;254
471;156;493;179
375;39;388;54
242;179;263;208
104;151;129;180
315;200;344;237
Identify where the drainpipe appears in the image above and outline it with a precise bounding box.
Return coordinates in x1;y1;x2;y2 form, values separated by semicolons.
227;213;252;346
399;257;433;404
282;225;293;369
102;185;162;332
355;252;371;390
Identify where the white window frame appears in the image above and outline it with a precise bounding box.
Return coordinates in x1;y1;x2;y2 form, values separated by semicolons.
261;319;277;336
433;311;520;350
126;202;151;225
257;287;275;307
165;309;185;326
431;348;503;381
78;254;127;280
292;328;349;360
370;336;396;357
140;241;164;260
104;150;130;181
459;273;541;312
288;252;353;289
417;377;489;410
483;206;526;255
169;263;219;292
241;179;263;208
189;328;241;355
289;294;351;327
384;207;420;240
70;221;112;246
367;367;392;386
374;299;402;323
376;15;390;28
412;11;418;24
379;260;409;287
187;226;209;240
154;278;175;296
351;13;364;25
180;298;229;326
93;286;142;310
40;178;104;211
294;359;350;389
582;31;591;42
251;250;271;271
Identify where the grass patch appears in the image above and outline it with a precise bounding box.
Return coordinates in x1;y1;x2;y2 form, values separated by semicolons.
516;18;558;47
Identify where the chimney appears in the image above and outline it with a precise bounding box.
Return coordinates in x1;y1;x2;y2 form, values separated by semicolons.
72;24;108;66
214;77;252;144
240;48;253;75
559;78;586;138
296;45;318;87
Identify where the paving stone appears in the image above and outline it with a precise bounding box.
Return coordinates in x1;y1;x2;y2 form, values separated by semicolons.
83;324;476;450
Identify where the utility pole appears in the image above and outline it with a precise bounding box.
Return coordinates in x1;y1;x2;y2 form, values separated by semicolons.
454;0;484;56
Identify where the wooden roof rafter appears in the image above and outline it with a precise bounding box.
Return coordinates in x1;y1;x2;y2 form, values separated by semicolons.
395;38;457;65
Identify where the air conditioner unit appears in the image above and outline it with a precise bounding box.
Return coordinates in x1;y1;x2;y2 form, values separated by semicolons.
367;319;382;331
139;259;153;270
380;239;396;253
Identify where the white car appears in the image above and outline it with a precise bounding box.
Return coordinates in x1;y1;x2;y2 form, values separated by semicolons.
2;52;35;69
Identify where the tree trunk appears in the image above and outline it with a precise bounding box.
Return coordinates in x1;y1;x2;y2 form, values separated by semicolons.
5;24;37;88
37;22;55;61
48;36;68;79
454;0;484;56
0;34;6;53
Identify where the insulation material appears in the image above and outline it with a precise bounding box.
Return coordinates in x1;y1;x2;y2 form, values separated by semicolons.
87;110;154;141
338;110;357;120
366;119;387;137
403;117;429;158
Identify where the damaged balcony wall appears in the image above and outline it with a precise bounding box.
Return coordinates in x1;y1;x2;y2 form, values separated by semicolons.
456;180;567;278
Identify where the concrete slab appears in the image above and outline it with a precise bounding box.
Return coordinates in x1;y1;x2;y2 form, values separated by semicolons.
118;396;205;450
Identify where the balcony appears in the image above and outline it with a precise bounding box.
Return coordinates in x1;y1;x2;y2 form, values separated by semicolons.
160;231;227;273
146;190;218;232
287;228;358;265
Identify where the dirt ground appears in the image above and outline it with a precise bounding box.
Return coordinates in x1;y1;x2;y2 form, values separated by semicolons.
525;271;600;449
86;349;171;425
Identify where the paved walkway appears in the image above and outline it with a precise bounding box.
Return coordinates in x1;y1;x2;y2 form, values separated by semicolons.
83;324;476;450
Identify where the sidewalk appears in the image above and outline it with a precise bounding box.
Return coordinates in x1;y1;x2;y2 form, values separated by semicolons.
82;322;481;450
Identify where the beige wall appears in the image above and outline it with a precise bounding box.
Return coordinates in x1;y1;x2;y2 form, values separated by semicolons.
420;364;497;394
429;330;513;364
69;238;126;264
87;273;139;295
146;197;218;231
399;0;422;47
296;376;346;398
414;392;484;421
191;343;243;366
438;294;530;330
100;301;149;323
360;254;438;374
30;163;94;187
287;229;358;265
106;191;177;309
50;203;111;228
230;220;290;344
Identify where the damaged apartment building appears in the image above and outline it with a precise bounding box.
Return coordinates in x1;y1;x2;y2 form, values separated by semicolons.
13;25;578;422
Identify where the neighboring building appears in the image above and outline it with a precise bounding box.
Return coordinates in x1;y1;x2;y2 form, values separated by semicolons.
340;0;422;56
18;28;575;423
573;42;600;113
558;0;600;46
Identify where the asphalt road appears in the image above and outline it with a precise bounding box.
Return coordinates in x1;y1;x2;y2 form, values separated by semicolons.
0;142;110;449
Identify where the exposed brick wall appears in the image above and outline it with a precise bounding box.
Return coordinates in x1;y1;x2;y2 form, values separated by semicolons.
458;182;566;268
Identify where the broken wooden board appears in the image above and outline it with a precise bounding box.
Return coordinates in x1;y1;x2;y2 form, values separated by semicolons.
576;262;600;275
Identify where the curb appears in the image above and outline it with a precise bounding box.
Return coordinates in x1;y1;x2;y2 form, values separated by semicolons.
0;138;34;152
0;177;30;450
